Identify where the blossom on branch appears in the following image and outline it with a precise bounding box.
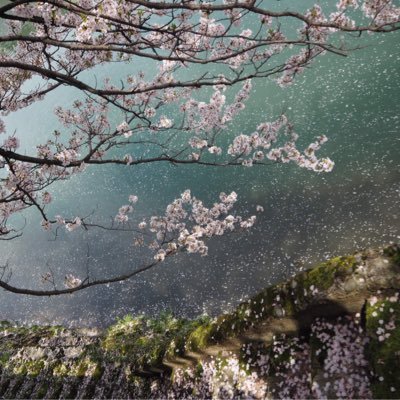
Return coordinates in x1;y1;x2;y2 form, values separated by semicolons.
0;0;398;294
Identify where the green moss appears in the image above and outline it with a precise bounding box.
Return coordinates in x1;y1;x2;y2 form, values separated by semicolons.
74;360;89;378
176;254;360;355
241;286;282;323
92;363;103;380
52;357;102;380
102;314;150;360
53;363;69;377
102;312;212;367
259;284;296;318
304;255;356;290
243;292;267;321
365;298;400;399
186;323;215;352
165;315;214;358
289;254;358;309
0;320;11;330
195;362;203;377
210;288;283;342
383;245;400;266
47;325;65;337
0;247;396;398
212;313;246;340
82;343;104;364
69;357;91;377
28;360;45;377
138;336;166;366
165;336;186;358
12;360;45;377
260;286;280;310
0;352;10;367
0;323;59;348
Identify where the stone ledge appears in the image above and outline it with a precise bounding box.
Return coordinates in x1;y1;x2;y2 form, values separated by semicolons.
0;243;399;399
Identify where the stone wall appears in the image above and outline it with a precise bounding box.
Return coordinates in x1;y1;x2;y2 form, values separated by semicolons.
1;244;399;399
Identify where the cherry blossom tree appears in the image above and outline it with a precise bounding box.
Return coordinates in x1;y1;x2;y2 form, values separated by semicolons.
0;0;399;295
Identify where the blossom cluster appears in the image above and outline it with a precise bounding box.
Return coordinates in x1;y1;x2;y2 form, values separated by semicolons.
228;115;334;172
149;313;378;399
183;80;252;139
151;353;267;399
1;0;396;117
115;190;256;262
368;292;399;342
0;0;398;243
310;316;371;399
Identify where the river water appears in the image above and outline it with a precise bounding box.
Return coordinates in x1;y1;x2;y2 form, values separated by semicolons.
0;2;399;327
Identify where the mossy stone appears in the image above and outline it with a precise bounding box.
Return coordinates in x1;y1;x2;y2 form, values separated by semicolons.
365;298;400;399
383;244;400;266
186;323;215;351
304;255;356;290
